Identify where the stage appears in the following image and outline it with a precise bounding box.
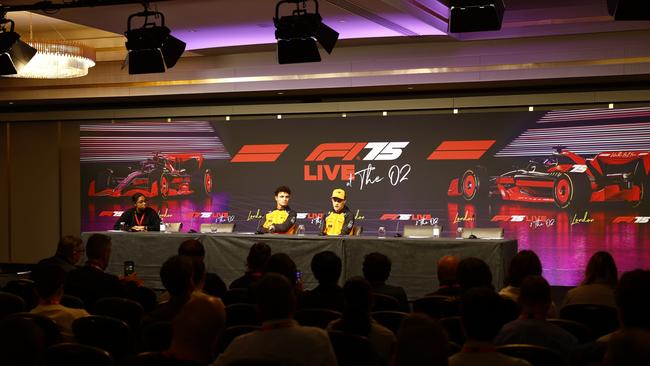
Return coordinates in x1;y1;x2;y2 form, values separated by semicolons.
82;232;517;301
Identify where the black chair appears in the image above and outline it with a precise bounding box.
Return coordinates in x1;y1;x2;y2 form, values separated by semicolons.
0;291;25;319
8;312;62;346
73;315;133;361
328;330;381;366
140;321;173;352
61;294;85;309
371;311;407;335
217;325;260;354
372;293;401;312
547;318;593;343
440;316;465;346
559;304;619;339
496;344;564;366
223;288;252;305
3;279;38;310
412;295;460;319
225;303;262;327
93;297;144;330
42;342;113;366
294;308;342;329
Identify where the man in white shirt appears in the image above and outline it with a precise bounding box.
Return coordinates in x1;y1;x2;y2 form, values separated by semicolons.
215;273;338;366
30;264;89;342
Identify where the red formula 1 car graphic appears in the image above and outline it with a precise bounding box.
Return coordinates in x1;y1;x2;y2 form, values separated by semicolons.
448;147;650;209
88;153;213;199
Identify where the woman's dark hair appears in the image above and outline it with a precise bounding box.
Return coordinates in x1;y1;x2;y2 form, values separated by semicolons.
583;251;618;288
504;250;542;287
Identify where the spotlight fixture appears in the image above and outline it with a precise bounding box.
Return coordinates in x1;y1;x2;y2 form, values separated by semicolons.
449;0;505;33
0;16;37;76
124;9;186;74
274;0;339;64
607;0;650;20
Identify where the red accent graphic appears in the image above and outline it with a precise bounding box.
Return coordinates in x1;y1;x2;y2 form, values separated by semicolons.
305;143;366;162
428;140;496;160
231;144;289;163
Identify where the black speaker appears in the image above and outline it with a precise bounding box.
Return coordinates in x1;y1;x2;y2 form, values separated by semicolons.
607;0;650;20
449;0;505;33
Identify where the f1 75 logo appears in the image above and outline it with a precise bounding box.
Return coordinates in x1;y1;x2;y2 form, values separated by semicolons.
306;142;409;162
305;142;409;181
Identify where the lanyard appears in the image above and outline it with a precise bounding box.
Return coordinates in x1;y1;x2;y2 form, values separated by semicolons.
134;212;145;226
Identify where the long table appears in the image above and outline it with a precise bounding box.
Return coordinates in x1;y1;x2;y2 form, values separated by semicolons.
81;232;517;301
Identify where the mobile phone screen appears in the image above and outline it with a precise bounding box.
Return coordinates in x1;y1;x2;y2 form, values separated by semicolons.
124;261;135;276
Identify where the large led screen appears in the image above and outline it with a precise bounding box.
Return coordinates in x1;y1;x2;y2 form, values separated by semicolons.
81;107;650;285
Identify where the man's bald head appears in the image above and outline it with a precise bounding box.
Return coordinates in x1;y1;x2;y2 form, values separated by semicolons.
437;255;460;287
170;295;226;362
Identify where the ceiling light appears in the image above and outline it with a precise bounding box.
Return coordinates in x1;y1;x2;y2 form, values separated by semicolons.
124;10;185;74
274;0;339;64
449;0;505;33
0;16;37;76
3;40;95;79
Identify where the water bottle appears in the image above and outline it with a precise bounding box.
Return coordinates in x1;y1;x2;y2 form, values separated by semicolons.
160;217;166;232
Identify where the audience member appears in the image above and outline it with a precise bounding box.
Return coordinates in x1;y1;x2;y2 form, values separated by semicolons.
264;252;299;287
363;252;409;312
495;275;577;358
148;255;195;323
603;328;650;366
137;295;226;365
229;242;271;290
598;269;650;342
456;257;493;292
428;255;461;296
36;235;84;273
64;233;142;308
499;250;542;302
178;239;227;298
449;287;531;366
562;251;618;309
300;251;345;311
29;264;89;342
215;273;337;366
392;313;448;366
328;277;396;364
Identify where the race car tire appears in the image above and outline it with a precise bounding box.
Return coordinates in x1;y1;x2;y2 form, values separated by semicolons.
553;173;590;209
159;173;170;199
192;169;213;197
460;168;487;201
94;169;113;192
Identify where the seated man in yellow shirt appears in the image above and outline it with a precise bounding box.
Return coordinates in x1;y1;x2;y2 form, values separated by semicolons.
321;188;355;236
258;186;297;234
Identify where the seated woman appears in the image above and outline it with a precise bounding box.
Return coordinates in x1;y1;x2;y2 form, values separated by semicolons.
562;251;618;309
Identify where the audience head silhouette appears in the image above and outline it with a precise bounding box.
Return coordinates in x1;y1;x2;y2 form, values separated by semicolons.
461;287;504;341
256;273;295;321
616;269;650;330
264;253;298;285
393;313;448;366
311;251;342;285
247;241;271;272
363;252;391;284
437;255;459;287
160;255;194;297
85;233;112;269
518;275;551;319
457;257;493;291
583;251;618;287
505;250;542;287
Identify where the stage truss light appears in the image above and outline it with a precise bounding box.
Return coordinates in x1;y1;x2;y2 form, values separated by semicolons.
274;0;339;64
124;9;186;74
0;16;37;76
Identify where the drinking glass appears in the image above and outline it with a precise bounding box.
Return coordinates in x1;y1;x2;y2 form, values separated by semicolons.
297;224;305;236
377;226;386;238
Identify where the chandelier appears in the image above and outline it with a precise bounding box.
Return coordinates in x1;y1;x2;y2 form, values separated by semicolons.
3;40;96;79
